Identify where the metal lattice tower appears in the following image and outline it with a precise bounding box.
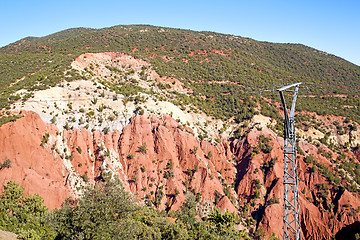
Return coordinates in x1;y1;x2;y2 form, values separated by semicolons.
277;83;301;240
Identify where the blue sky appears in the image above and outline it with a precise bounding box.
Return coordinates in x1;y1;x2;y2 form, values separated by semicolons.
1;0;359;66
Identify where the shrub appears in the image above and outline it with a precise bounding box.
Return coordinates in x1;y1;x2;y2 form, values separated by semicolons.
86;110;95;117
50;116;57;124
262;158;276;172
192;146;198;154
253;147;260;154
91;97;97;105
81;173;89;182
103;127;110;134
64;122;70;130
266;197;280;206
304;155;314;164
0;159;11;169
154;189;164;207
261;144;273;153
137;143;147;154
167;159;173;170
40;132;50;147
76;146;82;154
163;171;174;179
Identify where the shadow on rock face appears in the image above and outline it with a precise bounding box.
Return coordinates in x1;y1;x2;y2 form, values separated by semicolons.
334;221;360;240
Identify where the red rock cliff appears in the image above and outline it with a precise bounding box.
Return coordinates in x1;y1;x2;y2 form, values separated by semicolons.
1;111;360;239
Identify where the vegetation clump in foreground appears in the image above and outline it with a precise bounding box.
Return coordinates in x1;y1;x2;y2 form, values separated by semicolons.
0;180;250;240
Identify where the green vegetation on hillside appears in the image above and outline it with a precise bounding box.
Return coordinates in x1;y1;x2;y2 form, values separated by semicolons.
0;25;359;122
0;114;22;127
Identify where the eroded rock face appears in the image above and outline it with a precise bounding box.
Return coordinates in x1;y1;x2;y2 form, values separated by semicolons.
65;113;237;211
1;111;360;240
229;124;360;239
0;112;237;212
0;112;71;209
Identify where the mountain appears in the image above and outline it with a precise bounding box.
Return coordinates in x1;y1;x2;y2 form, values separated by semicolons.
1;25;360;121
0;25;360;239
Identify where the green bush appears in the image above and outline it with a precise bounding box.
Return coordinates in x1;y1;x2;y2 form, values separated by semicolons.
0;159;11;169
137;143;147;154
0;181;55;239
76;146;82;154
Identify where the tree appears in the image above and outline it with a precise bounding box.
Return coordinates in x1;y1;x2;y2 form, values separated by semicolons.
49;180;138;239
178;193;197;230
50;179;187;239
0;181;54;239
208;208;237;231
207;208;249;240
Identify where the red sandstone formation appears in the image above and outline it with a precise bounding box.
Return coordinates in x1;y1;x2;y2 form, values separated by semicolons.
0;112;71;209
0;111;360;239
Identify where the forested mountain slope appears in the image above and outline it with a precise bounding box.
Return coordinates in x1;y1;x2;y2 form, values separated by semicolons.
1;25;360;121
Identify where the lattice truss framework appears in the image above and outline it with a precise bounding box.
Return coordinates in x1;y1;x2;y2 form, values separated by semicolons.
277;83;301;240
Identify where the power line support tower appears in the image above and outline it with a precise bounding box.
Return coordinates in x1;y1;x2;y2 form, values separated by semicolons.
277;83;301;240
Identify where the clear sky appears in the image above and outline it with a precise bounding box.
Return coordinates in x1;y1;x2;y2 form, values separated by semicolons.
1;0;359;66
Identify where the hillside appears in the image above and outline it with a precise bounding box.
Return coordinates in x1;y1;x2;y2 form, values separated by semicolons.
0;25;360;239
1;25;360;121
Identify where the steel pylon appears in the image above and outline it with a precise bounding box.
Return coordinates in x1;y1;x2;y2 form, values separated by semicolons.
277;83;301;240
